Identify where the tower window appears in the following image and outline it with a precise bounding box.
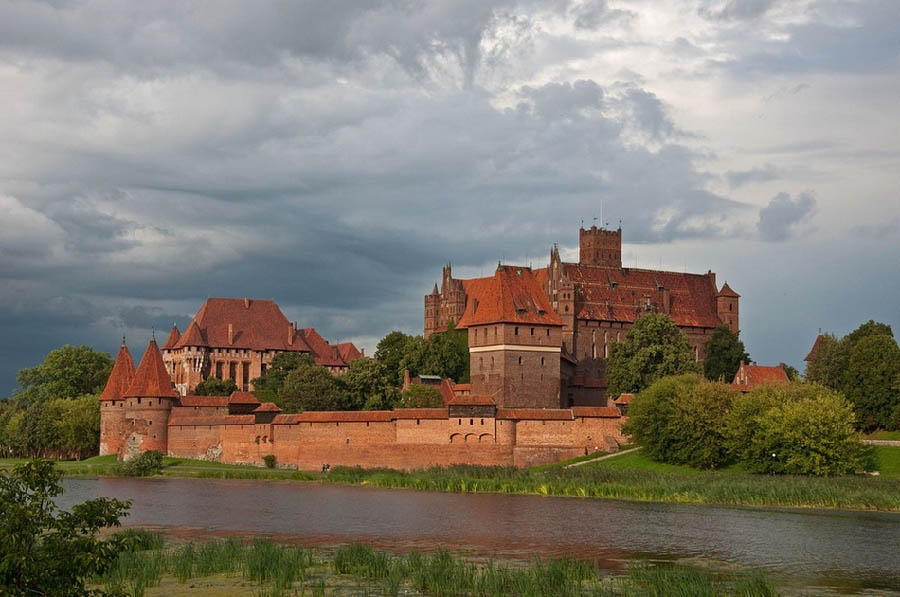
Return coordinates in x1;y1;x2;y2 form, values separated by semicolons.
530;327;534;336
518;356;523;365
514;327;519;336
729;304;733;312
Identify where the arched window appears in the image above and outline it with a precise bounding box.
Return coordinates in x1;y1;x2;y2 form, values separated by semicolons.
518;356;523;365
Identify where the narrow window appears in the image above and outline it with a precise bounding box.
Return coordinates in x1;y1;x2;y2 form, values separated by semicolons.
514;327;519;336
541;357;545;366
546;328;550;336
470;419;473;425
530;327;534;336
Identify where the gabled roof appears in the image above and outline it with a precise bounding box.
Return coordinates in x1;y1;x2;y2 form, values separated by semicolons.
552;263;721;328
804;334;824;362
496;408;573;421
448;394;496;406
123;337;178;398
172;298;312;353
253;402;283;413
717;282;740;298
614;393;634;404
161;325;181;350
299;328;346;367
228;391;261;405
99;341;135;401
732;361;790;391
335;342;363;362
456;266;563;328
571;406;621;418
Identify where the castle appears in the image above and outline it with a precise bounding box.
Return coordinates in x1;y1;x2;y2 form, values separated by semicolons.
425;226;739;406
97;225;736;469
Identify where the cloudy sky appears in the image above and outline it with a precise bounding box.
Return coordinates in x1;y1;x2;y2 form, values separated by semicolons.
1;0;898;393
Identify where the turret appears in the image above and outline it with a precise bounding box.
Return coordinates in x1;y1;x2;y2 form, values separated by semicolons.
579;226;622;268
716;283;740;333
98;338;135;457
121;336;178;460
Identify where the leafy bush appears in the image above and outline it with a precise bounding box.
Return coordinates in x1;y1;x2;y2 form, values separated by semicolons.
263;454;277;469
727;383;864;475
117;450;164;477
397;385;444;408
194;377;238;396
622;374;702;464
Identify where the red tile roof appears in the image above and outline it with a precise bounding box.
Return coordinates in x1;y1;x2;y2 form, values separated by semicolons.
335;342;363;362
496;408;573;420
391;408;450;419
297;410;394;423
804;334;824;362
168;415;255;426
732;362;790;391
448;394;496;406
555;264;722;328
123;338;178;398
99;341;135;401
614;393;634;404
299;328;346;367
253;402;283;413
161;325;181;350
717;282;740;298
228;391;261;405
571;406;621;418
173;298;312;353
453;383;471;391
457;266;563;328
178;396;229;407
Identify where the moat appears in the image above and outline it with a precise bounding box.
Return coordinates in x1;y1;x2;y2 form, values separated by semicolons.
60;477;900;594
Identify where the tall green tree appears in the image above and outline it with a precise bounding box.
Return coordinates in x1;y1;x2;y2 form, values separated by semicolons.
14;345;113;403
607;313;701;395
703;324;749;382
843;334;900;431
0;459;131;595
422;322;470;383
343;358;399;410
845;320;893;348
803;333;848;390
397;385;445;408
279;361;348;412
194;377;238;396
250;353;313;403
375;331;415;385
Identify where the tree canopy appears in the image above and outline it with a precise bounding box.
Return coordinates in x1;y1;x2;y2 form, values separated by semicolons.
193;377;238;396
397;385;445;408
14;345;113;403
373;325;469;387
342;358;399;410
278;360;348;412
703;324;749;382
606;313;701;395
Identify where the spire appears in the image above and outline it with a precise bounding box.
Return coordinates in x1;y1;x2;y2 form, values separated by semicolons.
717;282;740;298
99;340;136;401
173;320;205;349
162;323;181;350
123;337;178;398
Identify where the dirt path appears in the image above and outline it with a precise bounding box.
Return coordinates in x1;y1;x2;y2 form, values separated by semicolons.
563;446;642;469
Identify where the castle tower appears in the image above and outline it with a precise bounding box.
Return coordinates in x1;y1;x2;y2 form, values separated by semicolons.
98;338;135;457
424;283;439;338
170;320;209;395
121;336;178;460
579;226;622;268
160;323;181;380
716;283;740;333
547;245;576;353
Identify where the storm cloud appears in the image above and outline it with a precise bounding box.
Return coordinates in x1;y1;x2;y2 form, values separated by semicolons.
0;0;898;392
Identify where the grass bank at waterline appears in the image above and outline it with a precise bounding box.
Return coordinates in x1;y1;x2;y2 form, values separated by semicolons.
96;533;779;597
326;449;900;512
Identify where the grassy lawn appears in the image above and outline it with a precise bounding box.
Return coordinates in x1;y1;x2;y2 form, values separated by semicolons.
868;446;900;477
864;430;900;441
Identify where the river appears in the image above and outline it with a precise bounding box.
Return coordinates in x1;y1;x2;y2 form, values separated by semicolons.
60;477;900;594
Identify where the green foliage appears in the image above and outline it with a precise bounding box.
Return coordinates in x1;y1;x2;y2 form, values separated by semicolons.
607;314;701;395
843;334;900;431
116;450;164;477
0;459;131;595
0;395;100;459
375;331;413;386
845;319;893;348
397;385;445;408
726;383;864;476
250;353;314;402
703;324;749;382
343;358;399;411
803;333;847;390
279;361;348;412
623;375;735;469
14;344;113;403
193;377;238;396
780;362;799;381
374;325;470;388
263;454;277;469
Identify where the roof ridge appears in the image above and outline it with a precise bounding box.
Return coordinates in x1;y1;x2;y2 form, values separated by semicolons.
123;338;178;398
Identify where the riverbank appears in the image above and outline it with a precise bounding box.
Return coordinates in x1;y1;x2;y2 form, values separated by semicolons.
5;446;900;512
96;531;779;596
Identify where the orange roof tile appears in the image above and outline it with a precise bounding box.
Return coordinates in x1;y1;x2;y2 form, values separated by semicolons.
732;362;790;390
391;408;450;420
496;408;573;420
253;402;283;413
99;341;136;401
299;328;346;367
228;391;261;405
168;415;255;426
448;394;496;406
453;383;471;391
271;414;304;425
178;396;229;407
335;342;363;362
563;264;721;328
456;266;563;328
571;406;621;418
173;298;312;353
161;325;181;350
717;282;740;298
297;410;394;423
804;334;824;362
123;338;178;398
614;393;634;404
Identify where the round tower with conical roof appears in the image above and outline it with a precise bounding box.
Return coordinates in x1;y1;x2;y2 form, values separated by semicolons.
121;336;179;460
98;338;135;456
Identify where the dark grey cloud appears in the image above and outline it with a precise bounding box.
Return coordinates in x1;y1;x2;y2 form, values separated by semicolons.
853;219;900;240
757;192;816;242
699;0;777;21
726;164;780;188
571;0;633;31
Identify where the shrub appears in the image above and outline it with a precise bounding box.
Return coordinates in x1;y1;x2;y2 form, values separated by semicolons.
622;374;703;464
263;454;277;469
727;383;864;475
117;450;164;477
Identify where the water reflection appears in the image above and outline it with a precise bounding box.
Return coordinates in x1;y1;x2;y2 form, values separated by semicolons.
59;478;900;592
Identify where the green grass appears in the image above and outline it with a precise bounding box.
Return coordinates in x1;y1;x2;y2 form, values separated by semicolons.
93;536;781;597
869;446;900;478
864;430;900;441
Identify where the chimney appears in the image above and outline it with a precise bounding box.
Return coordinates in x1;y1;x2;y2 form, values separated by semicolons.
288;324;294;345
244;297;250;309
228;323;234;345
